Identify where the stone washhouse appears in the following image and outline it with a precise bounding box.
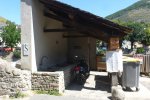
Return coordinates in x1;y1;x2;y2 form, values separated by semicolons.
20;0;132;93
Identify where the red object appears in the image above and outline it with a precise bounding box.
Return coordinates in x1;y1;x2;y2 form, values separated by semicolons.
4;48;11;51
74;66;80;71
0;47;13;52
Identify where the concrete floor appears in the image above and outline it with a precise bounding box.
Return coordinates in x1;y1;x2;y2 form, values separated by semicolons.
64;72;111;100
140;76;150;90
64;71;150;100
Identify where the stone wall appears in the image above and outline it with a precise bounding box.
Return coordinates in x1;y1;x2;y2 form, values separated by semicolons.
0;57;75;96
0;65;31;96
31;72;65;93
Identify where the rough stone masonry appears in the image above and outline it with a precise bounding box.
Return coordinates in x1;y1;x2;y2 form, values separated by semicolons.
31;72;65;94
0;58;66;96
0;59;31;96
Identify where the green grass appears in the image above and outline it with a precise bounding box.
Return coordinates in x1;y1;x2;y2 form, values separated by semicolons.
10;91;28;99
35;90;61;96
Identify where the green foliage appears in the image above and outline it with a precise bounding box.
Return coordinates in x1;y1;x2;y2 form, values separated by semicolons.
13;50;21;58
136;47;145;54
124;22;145;42
35;90;61;96
10;91;27;99
97;49;105;56
96;40;102;47
1;21;21;50
106;0;150;23
124;22;150;46
142;24;150;45
112;20;150;48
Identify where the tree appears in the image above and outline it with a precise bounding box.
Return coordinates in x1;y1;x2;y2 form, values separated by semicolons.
123;22;145;49
113;20;150;49
141;23;150;46
112;20;145;49
1;21;21;51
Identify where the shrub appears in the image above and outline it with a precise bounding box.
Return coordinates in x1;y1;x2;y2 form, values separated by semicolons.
13;50;21;58
136;47;145;54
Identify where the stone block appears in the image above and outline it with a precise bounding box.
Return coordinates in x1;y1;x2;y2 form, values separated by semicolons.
5;67;12;74
1;84;9;89
15;63;21;69
0;78;4;82
12;69;21;76
112;86;125;100
0;90;10;96
0;66;5;72
11;84;18;88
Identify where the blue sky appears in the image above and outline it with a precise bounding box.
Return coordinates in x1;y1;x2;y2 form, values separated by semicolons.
0;0;20;24
0;0;139;24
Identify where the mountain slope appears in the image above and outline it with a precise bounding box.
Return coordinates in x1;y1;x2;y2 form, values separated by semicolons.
106;0;150;23
0;16;7;23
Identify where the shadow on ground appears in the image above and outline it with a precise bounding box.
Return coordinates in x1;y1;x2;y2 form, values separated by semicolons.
66;73;111;93
0;51;20;62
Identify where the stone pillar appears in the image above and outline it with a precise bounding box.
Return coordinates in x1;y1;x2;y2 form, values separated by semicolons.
111;72;118;86
21;0;37;71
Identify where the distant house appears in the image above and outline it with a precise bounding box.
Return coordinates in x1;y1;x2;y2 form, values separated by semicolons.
0;22;6;46
0;22;6;33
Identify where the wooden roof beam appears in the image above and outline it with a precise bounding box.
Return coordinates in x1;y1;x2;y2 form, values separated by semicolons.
40;0;132;33
44;9;124;37
63;34;89;38
44;11;110;42
44;28;75;32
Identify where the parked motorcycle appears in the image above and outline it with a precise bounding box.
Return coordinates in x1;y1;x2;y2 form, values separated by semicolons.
73;56;90;85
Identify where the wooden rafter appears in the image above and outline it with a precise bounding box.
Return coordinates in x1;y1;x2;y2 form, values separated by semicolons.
63;34;89;38
44;28;75;32
39;0;132;33
44;12;109;41
44;9;124;37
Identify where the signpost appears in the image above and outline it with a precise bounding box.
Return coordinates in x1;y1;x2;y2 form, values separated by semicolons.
23;43;29;56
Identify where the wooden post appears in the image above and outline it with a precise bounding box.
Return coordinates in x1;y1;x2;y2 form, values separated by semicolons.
108;37;120;86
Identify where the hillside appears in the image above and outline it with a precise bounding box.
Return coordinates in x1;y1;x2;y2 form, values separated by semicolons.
106;0;150;23
0;16;7;23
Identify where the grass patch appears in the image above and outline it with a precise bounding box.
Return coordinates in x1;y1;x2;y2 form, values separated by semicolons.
10;91;27;99
35;90;61;96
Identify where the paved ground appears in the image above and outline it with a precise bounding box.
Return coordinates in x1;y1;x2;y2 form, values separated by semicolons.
117;83;150;100
64;72;150;100
140;76;150;90
64;72;111;100
1;71;150;100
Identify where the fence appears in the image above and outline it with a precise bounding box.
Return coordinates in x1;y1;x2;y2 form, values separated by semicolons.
142;55;150;73
133;54;150;73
